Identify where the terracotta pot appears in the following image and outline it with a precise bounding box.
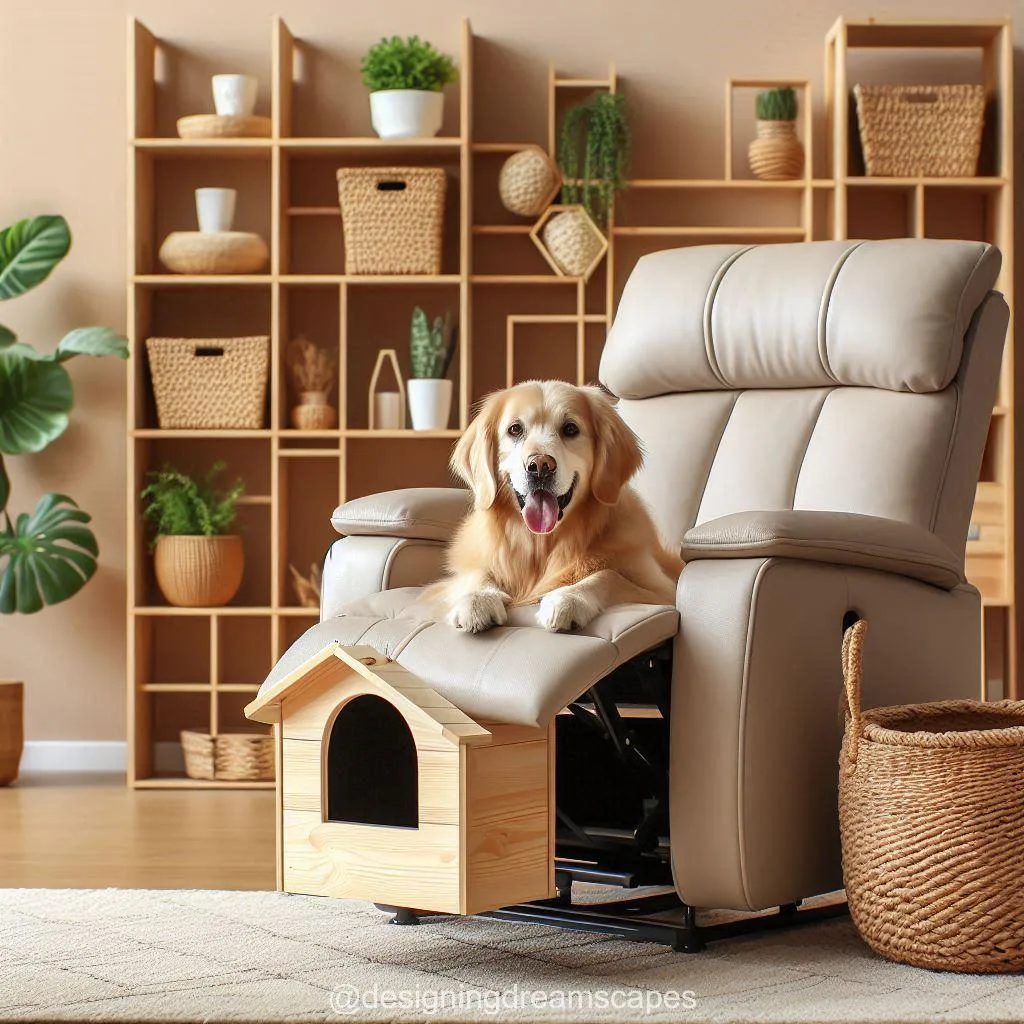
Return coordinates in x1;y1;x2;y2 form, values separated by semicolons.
154;535;244;607
748;119;804;180
0;681;24;787
290;391;337;431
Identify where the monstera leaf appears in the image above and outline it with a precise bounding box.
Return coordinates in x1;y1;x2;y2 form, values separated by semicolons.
0;493;98;614
0;346;73;455
0;216;71;301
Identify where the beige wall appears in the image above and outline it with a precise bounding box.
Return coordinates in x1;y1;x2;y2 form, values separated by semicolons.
0;0;1018;742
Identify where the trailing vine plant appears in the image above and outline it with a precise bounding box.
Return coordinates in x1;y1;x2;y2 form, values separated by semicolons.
558;92;630;229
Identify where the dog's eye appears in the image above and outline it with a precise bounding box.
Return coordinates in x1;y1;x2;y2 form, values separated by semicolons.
507;422;524;439
561;422;580;438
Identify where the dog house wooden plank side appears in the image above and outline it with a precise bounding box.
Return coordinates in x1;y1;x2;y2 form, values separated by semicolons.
282;737;320;812
283;809;463;914
463;724;557;915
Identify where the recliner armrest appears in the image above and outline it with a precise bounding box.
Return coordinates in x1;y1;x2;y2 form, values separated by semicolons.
681;510;964;589
331;487;472;541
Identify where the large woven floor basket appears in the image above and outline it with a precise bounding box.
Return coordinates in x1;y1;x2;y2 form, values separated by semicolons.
147;336;269;430
839;620;1024;973
336;166;446;275
853;84;985;177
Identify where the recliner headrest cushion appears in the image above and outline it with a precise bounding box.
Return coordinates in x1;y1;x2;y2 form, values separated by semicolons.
600;238;1000;398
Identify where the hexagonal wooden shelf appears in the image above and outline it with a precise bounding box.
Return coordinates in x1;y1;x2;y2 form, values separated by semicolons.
529;204;608;282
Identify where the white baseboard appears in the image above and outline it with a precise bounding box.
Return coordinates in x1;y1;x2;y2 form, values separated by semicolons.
21;741;127;773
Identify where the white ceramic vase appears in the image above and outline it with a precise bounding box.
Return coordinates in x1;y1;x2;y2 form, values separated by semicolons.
407;379;453;431
195;188;237;233
369;90;444;139
212;74;258;116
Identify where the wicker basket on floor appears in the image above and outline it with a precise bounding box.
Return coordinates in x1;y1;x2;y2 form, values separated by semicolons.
181;730;275;782
336;166;446;275
838;620;1024;973
147;336;269;430
853;84;986;177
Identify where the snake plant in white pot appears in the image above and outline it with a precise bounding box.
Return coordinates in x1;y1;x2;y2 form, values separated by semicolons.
407;306;456;431
0;215;129;785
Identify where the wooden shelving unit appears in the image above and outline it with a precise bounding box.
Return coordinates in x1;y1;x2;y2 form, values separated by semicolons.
127;15;1016;787
825;17;1015;697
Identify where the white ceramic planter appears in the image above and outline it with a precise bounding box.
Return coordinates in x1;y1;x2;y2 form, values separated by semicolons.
195;188;237;233
212;74;258;116
369;90;444;139
407;378;453;431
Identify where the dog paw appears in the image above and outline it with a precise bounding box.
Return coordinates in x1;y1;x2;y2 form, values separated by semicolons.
447;590;508;634
537;590;596;632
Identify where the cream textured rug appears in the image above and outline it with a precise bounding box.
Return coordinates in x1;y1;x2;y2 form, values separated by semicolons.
1;888;1022;1022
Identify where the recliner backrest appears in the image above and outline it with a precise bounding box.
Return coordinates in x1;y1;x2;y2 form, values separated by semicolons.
599;239;1008;563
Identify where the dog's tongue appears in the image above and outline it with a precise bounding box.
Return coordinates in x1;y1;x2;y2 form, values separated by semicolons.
523;490;559;534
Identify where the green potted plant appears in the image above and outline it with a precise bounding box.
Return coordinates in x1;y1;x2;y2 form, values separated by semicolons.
557;91;630;229
407;306;456;430
748;86;803;180
0;214;129;785
547;92;629;276
141;462;245;607
361;35;458;139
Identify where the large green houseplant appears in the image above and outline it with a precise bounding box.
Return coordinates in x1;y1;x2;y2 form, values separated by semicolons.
0;215;128;785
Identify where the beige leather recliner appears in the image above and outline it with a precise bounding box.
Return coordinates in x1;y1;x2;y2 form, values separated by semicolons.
259;238;1007;923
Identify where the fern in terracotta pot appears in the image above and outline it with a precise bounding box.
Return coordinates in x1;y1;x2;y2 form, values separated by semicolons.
141;463;245;607
0;215;129;785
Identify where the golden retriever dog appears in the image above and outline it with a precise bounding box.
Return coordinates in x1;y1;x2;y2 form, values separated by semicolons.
427;381;682;633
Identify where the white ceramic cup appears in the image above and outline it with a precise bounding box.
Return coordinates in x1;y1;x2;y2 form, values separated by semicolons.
212;74;258;117
373;392;403;431
195;188;237;233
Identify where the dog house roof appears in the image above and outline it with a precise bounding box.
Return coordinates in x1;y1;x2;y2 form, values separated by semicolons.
244;642;493;746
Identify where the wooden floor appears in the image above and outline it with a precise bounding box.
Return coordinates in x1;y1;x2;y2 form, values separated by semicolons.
0;773;276;889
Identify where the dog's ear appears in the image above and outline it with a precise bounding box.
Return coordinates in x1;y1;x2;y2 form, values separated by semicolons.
451;392;502;509
585;386;643;506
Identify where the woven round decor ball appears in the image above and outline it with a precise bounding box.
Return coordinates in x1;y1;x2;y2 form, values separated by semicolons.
159;231;269;275
499;149;560;217
541;210;604;277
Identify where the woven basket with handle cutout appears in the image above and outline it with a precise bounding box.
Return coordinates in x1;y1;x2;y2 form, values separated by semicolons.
839;619;1024;973
336;166;446;275
853;84;985;177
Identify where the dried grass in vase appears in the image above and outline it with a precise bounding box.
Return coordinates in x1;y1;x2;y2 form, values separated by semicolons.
287;337;338;430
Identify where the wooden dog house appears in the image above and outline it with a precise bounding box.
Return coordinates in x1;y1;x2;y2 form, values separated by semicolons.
245;643;555;915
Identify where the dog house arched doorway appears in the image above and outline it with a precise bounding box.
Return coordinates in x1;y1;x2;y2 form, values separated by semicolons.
325;694;419;828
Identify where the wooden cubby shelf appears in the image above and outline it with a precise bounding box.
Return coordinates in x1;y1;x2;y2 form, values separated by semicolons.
127;14;1016;788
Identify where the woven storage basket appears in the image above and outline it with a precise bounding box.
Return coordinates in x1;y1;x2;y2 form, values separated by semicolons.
336;166;446;275
853;84;986;177
839;620;1024;973
147;336;269;429
181;730;275;782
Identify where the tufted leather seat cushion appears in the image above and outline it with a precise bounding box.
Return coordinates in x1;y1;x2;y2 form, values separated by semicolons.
258;588;679;728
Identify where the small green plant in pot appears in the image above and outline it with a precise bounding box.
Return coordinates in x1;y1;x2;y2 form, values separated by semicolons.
141;462;245;607
0;215;128;786
749;86;803;180
362;36;458;139
407;306;456;431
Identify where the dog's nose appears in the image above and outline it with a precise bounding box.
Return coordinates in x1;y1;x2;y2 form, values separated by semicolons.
526;453;557;478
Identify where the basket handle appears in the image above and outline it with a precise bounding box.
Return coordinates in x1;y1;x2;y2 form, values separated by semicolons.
841;618;868;772
375;179;408;192
194;345;225;357
903;91;938;104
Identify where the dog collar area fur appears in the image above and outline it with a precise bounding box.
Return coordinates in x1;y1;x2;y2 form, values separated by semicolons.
511;474;578;523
